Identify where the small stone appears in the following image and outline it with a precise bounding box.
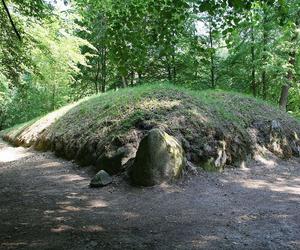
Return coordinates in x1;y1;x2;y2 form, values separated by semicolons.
90;241;98;247
90;170;112;188
271;120;281;131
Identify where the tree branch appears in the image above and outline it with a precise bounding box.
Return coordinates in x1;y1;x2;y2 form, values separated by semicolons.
1;0;21;41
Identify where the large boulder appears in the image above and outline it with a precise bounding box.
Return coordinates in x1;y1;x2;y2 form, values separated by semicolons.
129;128;185;186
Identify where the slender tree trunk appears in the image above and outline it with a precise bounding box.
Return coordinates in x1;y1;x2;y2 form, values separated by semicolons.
167;59;172;81
121;76;127;88
94;59;100;94
137;72;142;84
279;84;290;110
250;24;257;97
52;84;56;111
261;9;268;100
0;110;6;130
101;80;106;92
130;71;134;85
1;0;21;40
262;71;267;99
172;54;176;81
251;46;256;97
209;24;215;89
168;66;172;81
101;47;107;93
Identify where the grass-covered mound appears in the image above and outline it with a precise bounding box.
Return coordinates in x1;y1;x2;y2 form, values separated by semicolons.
2;83;300;173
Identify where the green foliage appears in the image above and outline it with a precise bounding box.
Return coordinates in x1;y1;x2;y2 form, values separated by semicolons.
1;0;300;130
0;0;92;129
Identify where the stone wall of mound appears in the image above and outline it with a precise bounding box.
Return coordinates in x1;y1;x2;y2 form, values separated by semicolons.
3;117;300;175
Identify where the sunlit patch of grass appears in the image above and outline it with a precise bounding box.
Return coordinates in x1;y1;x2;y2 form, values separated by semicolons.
140;99;181;110
186;108;209;123
0;118;39;139
5;101;83;145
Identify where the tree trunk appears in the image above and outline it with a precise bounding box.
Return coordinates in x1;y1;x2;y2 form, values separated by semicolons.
52;84;56;111
250;24;257;97
101;48;107;93
137;72;142;84
121;76;127;88
278;13;299;111
167;60;172;81
251;46;256;97
261;9;268;100
130;71;134;85
94;59;100;94
262;70;267;100
101;78;106;93
172;54;176;81
209;23;215;89
279;84;290;111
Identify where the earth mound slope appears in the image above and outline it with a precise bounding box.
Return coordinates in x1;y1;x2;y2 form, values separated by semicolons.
2;83;300;173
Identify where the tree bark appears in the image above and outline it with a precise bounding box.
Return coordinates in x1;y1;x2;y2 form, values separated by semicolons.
279;84;290;110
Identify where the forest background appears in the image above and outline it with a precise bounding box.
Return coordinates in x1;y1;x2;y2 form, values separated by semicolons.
1;0;299;130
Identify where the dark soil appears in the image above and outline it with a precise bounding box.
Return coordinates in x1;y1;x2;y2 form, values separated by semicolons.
1;140;299;250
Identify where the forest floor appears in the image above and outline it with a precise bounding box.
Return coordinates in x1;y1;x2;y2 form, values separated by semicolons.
0;139;299;250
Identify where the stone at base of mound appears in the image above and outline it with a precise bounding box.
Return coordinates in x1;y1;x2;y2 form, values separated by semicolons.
129;128;185;186
90;170;112;187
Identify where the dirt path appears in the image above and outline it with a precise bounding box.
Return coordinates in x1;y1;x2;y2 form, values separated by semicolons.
0;139;299;250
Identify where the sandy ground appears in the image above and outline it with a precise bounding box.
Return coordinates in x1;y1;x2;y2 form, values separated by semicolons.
0;139;299;250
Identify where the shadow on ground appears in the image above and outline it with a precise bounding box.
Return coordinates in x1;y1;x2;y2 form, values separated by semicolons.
0;140;299;250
